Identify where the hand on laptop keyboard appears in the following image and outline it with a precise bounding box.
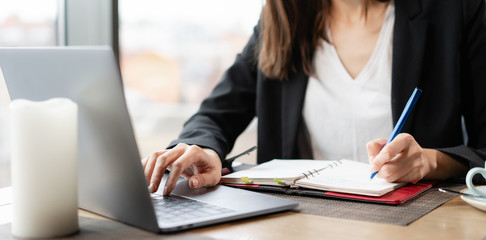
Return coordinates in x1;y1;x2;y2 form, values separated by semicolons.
142;143;222;195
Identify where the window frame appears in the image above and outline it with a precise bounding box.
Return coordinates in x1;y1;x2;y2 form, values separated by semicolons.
60;0;119;61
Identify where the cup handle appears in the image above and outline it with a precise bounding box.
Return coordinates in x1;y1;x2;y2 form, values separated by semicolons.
466;167;486;197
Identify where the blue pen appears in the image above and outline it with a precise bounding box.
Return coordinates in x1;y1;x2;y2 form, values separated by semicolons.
370;88;422;180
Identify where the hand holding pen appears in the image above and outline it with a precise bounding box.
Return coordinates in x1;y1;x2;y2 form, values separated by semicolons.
368;88;425;183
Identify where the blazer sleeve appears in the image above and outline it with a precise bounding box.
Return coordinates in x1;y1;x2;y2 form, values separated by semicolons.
167;23;261;162
437;0;486;176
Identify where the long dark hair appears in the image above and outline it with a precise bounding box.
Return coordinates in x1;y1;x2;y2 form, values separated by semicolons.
258;0;389;80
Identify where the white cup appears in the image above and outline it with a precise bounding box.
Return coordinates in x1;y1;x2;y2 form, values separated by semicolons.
465;167;486;197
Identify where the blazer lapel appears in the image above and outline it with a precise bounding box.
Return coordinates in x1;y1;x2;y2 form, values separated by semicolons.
392;0;428;131
281;70;309;159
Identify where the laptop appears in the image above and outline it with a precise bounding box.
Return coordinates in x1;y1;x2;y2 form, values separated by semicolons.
0;47;298;233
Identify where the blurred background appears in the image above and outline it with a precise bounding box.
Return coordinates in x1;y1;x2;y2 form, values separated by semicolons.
0;0;262;188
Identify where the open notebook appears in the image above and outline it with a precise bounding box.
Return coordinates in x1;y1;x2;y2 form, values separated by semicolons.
221;159;405;197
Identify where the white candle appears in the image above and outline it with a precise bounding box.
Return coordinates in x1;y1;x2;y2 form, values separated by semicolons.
10;98;79;238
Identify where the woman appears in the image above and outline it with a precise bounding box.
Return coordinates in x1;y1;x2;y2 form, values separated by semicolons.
143;0;486;195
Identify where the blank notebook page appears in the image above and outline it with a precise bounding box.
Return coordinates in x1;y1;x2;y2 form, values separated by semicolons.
224;160;336;179
296;160;403;196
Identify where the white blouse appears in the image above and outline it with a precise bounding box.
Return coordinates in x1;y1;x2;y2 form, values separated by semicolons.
302;2;395;163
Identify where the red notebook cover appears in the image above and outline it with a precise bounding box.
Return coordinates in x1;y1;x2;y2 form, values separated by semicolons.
224;182;434;205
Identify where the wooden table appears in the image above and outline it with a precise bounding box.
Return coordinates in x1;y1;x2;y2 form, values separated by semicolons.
80;195;486;239
192;196;486;240
1;187;486;239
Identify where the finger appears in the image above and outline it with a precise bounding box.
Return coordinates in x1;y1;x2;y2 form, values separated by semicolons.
366;138;387;163
180;166;198;179
144;151;164;184
141;155;149;169
145;145;186;190
149;146;190;192
382;154;425;184
143;149;168;169
386;133;416;153
163;145;203;195
370;133;415;172
154;144;190;176
370;146;393;173
390;167;420;184
377;159;411;182
148;151;173;193
188;171;221;189
184;149;222;186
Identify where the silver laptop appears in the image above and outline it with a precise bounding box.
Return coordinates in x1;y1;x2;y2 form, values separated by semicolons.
0;47;297;233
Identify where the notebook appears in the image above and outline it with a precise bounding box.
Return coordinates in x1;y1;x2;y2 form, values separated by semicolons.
222;159;406;197
0;47;298;233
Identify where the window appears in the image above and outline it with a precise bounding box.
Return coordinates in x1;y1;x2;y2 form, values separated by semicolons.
119;0;262;157
0;0;58;46
0;0;59;188
0;0;262;188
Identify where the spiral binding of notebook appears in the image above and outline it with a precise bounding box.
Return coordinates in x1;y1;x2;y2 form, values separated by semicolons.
301;160;343;179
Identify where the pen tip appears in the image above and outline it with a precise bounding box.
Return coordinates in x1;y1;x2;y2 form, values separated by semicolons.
370;171;378;180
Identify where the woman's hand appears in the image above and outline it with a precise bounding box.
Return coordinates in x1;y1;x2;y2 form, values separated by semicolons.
366;133;468;183
142;143;222;195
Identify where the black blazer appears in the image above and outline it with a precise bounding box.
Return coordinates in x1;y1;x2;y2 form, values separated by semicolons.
170;0;486;173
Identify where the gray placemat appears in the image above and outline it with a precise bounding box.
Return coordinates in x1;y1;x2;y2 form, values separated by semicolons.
263;182;466;225
0;217;213;240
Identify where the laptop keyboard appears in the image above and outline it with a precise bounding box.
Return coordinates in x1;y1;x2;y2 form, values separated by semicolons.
151;194;235;223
